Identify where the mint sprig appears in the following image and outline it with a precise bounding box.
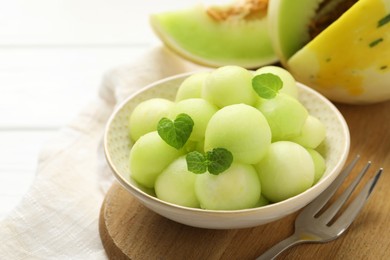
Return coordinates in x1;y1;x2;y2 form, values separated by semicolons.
186;151;207;174
157;113;194;149
186;148;233;175
252;73;283;99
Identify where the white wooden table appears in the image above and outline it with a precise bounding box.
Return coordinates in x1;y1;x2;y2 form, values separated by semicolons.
0;0;193;219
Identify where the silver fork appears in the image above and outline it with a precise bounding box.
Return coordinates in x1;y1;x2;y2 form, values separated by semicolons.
256;155;383;260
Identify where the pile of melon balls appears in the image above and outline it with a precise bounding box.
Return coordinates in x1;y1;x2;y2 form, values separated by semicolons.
128;65;326;210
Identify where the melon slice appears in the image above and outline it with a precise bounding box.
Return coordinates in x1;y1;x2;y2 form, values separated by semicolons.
268;0;390;104
150;0;278;69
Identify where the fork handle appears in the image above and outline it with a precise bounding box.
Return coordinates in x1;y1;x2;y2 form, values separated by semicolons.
256;233;304;260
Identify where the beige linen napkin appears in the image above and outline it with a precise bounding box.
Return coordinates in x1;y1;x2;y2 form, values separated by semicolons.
0;46;200;259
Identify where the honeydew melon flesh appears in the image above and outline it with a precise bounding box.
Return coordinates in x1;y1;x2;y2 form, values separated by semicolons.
150;0;277;69
268;0;390;104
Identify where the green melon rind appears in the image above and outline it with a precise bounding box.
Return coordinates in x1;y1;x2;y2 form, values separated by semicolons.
268;0;323;66
150;5;278;69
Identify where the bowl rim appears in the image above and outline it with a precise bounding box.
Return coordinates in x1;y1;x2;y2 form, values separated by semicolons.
103;72;350;216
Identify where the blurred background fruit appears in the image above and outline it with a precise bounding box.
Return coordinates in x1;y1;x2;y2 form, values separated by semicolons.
151;0;390;104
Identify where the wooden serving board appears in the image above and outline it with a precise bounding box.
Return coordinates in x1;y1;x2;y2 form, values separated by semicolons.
99;101;390;260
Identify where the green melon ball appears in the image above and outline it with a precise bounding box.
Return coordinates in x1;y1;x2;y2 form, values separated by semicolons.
195;163;261;210
155;156;200;208
129;131;182;188
202;65;257;108
256;93;308;141
183;139;205;154
195;139;204;152
175;72;209;101
253;195;270;208
182;140;201;153
254;65;298;98
204;104;271;164
170;98;218;142
289;115;326;148
256;141;315;203
129;98;174;141
306;148;326;184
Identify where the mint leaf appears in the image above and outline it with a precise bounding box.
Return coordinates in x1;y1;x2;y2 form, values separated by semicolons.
186;151;207;174
157;113;194;149
206;148;233;175
186;148;233;175
252;73;283;99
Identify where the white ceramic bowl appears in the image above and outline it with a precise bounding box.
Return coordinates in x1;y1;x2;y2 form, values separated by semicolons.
104;72;350;229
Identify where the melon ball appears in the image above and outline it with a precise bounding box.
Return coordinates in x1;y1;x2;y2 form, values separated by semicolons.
175;72;209;101
202;65;257;108
254;65;298;98
204;104;271;164
170;98;218;141
129;131;182;188
155;156;199;208
195;163;261;210
256;141;315;202
129;98;174;141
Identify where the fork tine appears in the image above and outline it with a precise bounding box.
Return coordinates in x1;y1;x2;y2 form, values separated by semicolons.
330;168;382;235
300;155;360;217
317;161;371;224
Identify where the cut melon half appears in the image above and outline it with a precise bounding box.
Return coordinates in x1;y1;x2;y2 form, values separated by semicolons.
150;0;278;69
268;0;390;104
